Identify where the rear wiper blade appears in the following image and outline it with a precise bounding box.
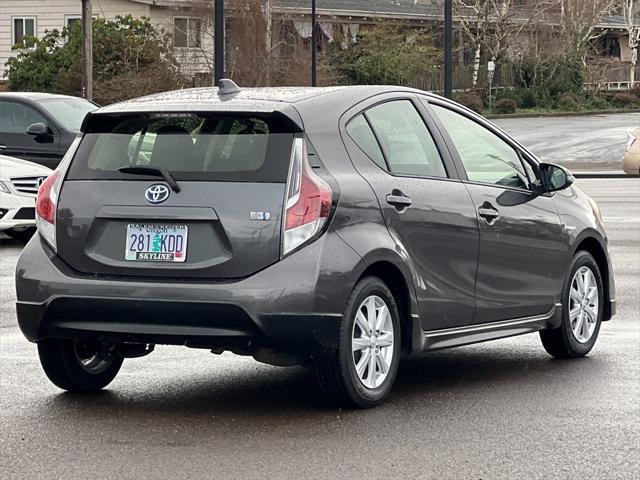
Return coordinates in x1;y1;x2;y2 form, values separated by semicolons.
118;166;181;193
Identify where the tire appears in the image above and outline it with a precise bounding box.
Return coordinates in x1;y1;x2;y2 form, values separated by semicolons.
315;276;401;408
38;339;123;392
6;227;36;242
540;251;604;358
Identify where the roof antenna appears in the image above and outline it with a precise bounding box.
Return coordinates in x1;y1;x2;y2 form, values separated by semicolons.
218;78;241;96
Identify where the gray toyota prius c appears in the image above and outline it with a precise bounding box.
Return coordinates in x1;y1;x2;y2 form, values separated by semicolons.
15;81;615;408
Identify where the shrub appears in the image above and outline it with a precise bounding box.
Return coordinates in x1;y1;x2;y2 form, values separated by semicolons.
454;93;483;113
582;91;611;110
5;16;181;104
516;88;537;109
493;98;517;114
332;24;441;86
515;55;585;106
558;92;580;110
629;84;640;100
612;92;640;108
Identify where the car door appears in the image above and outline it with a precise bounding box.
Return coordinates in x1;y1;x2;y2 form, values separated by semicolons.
342;95;479;331
0;100;61;167
426;100;567;324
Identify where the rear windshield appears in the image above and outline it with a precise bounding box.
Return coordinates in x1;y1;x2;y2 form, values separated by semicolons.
67;113;295;182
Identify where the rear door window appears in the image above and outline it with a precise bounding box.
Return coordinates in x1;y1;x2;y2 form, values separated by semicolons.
364;100;448;178
345;114;386;170
67;114;296;182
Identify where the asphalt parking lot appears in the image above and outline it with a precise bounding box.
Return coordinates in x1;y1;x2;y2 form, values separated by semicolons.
1;175;638;479
494;112;640;170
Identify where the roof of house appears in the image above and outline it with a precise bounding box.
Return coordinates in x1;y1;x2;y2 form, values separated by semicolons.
128;0;630;29
273;0;443;19
128;0;442;18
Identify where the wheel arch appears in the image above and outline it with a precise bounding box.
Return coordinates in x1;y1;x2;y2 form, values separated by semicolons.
354;257;422;354
572;233;613;321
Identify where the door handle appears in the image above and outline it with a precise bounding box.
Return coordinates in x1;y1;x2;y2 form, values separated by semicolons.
386;190;412;211
0;144;6;150
478;202;500;224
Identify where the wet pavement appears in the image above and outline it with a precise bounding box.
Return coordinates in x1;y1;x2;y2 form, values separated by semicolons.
1;178;638;479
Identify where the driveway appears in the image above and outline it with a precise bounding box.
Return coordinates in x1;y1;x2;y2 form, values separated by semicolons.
494;112;640;170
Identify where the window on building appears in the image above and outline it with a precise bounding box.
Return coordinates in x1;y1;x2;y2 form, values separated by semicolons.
173;17;201;48
599;35;621;59
65;16;82;31
12;17;36;48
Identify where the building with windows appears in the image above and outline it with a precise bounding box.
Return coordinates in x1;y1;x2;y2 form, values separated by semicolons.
0;0;213;83
0;0;637;90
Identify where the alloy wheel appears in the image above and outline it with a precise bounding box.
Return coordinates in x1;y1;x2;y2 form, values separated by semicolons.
351;295;395;389
73;341;115;374
568;266;599;344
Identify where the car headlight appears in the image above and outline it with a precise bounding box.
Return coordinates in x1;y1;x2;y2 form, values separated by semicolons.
587;196;603;224
0;181;11;194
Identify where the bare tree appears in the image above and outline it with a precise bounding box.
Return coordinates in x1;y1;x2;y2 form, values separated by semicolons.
454;0;493;87
484;1;551;64
455;0;536;88
557;0;616;62
621;0;640;85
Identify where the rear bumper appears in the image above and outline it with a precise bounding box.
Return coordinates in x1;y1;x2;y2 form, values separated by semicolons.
16;298;342;355
15;232;362;355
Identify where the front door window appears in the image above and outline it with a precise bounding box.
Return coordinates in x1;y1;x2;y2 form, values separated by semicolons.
430;104;529;189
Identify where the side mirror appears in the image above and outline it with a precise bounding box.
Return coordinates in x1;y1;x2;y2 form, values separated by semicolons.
539;163;575;192
26;122;47;136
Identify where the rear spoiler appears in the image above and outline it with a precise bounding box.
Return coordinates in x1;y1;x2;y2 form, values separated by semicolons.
81;107;304;133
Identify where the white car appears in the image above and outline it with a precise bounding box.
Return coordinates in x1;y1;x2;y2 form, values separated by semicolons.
0;154;52;240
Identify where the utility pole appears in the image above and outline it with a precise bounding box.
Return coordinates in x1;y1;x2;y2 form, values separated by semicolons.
81;0;93;100
444;0;453;99
214;0;225;85
311;0;317;86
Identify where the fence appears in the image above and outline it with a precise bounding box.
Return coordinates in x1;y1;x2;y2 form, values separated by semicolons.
410;63;516;93
584;64;640;91
411;63;639;94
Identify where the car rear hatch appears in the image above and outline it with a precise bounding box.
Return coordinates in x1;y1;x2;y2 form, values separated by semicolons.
56;111;299;279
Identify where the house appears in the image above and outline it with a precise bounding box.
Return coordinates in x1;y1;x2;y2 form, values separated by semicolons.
0;0;213;83
272;1;639;89
1;0;637;90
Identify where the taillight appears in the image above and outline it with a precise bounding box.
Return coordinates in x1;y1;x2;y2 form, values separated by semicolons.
34;135;81;251
36;172;58;223
282;138;332;256
36;170;60;250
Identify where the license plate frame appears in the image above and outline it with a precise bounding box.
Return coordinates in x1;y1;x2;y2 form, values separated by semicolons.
125;223;188;263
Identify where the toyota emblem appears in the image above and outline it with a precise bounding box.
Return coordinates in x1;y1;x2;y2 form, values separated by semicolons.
145;184;170;204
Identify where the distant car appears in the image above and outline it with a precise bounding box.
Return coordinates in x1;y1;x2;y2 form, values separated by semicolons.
622;127;640;175
0;92;97;169
0;154;52;240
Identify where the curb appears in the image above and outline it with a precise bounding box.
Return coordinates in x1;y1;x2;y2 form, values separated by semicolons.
573;171;639;179
486;109;640;120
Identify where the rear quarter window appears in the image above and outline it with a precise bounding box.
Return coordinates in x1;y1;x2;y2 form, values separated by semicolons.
67;113;295;183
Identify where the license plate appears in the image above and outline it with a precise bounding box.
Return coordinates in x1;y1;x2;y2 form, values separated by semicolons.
125;224;188;262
